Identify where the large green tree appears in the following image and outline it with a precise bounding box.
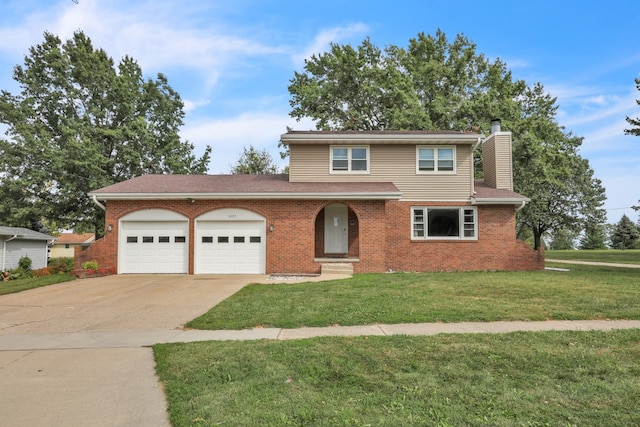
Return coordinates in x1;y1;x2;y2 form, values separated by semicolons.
624;77;640;137
511;84;607;249
609;214;640;249
625;78;640;209
0;31;211;235
289;30;525;133
288;30;606;249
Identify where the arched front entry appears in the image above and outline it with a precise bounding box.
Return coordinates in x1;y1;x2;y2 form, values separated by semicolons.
119;209;189;274
315;203;360;258
194;208;266;274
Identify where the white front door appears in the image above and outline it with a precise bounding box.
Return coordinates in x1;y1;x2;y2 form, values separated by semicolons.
324;204;348;254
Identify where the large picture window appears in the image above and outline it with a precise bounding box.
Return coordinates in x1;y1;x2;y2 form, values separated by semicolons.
412;207;477;240
416;146;455;173
330;146;369;173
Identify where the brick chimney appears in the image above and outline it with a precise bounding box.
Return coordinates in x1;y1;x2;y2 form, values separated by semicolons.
482;119;514;190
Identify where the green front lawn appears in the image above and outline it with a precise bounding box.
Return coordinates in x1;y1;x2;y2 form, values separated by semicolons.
187;264;640;330
0;272;75;295
155;329;640;426
157;265;640;426
546;249;640;264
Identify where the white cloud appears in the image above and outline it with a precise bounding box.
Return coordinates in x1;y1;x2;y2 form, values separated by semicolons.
0;0;285;89
293;23;369;65
181;112;315;174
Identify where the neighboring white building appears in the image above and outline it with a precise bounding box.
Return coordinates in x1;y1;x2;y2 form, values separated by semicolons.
0;226;56;271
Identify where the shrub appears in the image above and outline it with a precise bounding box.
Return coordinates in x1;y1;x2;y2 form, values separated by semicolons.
18;256;32;271
33;267;52;277
48;257;74;273
81;260;99;270
8;267;32;280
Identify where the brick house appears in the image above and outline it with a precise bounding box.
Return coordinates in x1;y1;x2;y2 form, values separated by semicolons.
77;124;543;274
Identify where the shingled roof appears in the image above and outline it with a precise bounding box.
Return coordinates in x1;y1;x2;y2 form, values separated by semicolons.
89;174;402;200
472;180;529;204
0;226;56;241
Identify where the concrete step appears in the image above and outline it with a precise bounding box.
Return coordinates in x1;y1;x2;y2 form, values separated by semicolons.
321;263;354;275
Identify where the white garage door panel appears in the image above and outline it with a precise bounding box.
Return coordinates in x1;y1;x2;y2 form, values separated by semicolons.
196;221;265;274
121;221;188;274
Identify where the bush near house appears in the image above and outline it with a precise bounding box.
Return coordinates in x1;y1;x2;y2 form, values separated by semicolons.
81;260;99;270
48;257;75;273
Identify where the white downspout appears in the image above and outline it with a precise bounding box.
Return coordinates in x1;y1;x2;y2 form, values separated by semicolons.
92;195;106;211
2;235;18;272
515;201;526;212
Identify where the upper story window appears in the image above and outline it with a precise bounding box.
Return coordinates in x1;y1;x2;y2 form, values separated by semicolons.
330;146;369;174
412;207;477;240
416;146;455;173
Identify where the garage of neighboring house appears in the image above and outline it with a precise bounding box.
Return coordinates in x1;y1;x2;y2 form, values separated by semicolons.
195;208;266;274
119;209;189;274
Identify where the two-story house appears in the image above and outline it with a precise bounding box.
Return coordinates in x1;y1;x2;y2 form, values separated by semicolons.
78;124;543;275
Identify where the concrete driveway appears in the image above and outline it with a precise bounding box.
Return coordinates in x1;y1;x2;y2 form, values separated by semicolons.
0;274;259;334
0;274;259;427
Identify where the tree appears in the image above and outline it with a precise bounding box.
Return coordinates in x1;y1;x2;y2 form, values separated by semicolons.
0;31;211;235
289;30;525;133
548;228;577;250
230;145;279;174
624;77;640;136
288;30;606;249
610;214;640;249
579;219;608;249
511;84;607;250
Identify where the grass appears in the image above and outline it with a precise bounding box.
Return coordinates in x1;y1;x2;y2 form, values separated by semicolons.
154;329;640;426
546;249;640;264
0;273;75;295
186;264;640;330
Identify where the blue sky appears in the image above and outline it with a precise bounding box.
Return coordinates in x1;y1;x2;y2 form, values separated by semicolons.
0;0;638;223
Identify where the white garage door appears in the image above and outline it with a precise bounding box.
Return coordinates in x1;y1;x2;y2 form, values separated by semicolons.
119;210;189;274
195;209;265;274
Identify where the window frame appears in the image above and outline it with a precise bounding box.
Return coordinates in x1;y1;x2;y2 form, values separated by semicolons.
411;206;477;241
330;145;370;174
416;146;456;174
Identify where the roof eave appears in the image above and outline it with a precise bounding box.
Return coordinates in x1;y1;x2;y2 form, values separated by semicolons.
280;133;481;145
89;192;403;201
471;197;530;205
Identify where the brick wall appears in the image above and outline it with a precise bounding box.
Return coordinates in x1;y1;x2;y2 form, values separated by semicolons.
385;201;543;271
76;199;388;275
77;198;541;275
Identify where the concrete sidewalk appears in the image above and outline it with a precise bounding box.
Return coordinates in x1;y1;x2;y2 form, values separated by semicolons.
546;258;640;268
2;319;640;351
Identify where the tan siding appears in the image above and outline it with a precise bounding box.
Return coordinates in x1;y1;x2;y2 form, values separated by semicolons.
483;137;497;188
289;143;473;200
289;144;329;178
482;133;513;190
495;134;513;190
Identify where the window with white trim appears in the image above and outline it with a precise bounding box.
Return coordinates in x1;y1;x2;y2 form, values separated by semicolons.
330;146;369;173
416;146;455;173
412;207;477;240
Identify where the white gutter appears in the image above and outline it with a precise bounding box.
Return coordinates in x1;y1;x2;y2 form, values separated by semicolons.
471;197;530;206
92;195;106;211
281;133;480;144
2;234;18;272
89;192;403;201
